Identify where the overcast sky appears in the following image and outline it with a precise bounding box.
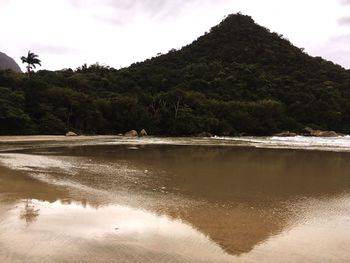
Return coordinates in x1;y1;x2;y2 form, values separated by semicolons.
0;0;349;71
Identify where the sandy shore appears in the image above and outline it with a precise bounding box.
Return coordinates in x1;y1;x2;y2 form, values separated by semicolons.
0;135;117;143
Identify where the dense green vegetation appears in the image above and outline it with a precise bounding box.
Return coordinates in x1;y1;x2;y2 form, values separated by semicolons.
1;13;350;136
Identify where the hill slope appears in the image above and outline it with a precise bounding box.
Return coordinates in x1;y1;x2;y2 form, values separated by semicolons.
0;13;350;135
0;52;21;73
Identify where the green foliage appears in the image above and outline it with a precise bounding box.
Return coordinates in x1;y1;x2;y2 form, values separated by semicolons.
1;13;350;135
0;87;36;134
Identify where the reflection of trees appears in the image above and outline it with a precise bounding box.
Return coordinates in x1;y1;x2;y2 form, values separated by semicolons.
20;199;40;226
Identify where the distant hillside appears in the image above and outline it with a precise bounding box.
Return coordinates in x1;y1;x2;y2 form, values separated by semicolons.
0;52;21;72
0;13;350;135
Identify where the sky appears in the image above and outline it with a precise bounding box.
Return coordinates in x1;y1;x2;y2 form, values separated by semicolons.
0;0;349;71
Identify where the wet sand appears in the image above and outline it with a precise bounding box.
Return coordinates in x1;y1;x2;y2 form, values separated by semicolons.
1;138;350;262
0;135;116;142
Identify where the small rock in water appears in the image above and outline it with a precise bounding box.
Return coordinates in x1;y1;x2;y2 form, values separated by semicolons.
161;187;167;190
127;146;139;150
144;169;148;174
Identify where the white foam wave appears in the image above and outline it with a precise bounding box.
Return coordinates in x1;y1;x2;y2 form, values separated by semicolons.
212;136;350;152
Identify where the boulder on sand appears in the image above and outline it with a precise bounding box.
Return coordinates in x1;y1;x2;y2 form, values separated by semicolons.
319;131;340;137
139;129;148;137
304;127;340;137
124;130;138;137
66;131;78;136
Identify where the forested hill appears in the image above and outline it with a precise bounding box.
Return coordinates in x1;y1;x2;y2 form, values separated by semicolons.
1;13;350;136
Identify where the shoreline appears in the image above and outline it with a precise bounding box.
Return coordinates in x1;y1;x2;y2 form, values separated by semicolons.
0;135;117;143
0;135;350;154
0;133;348;143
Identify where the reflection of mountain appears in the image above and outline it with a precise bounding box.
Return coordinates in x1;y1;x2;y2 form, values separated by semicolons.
48;144;350;255
2;144;350;258
164;204;288;255
0;163;284;256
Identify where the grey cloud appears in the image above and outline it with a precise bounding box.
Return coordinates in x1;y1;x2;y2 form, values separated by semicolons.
69;0;224;25
331;34;350;43
338;17;350;25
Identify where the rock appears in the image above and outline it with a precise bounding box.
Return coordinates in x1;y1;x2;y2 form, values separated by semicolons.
274;131;297;137
304;127;339;137
66;131;78;136
124;130;138;137
318;131;339;137
0;52;22;72
304;127;315;135
139;129;148;137
196;132;213;137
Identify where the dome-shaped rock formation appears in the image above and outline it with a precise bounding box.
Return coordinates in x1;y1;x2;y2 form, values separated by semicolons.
0;52;22;72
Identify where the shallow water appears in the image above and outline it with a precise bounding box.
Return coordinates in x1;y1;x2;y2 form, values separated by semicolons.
0;137;350;262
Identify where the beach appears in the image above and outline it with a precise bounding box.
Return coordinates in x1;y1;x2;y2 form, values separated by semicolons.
0;136;350;262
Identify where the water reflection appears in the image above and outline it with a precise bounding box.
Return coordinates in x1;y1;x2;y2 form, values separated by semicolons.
2;195;349;263
19;200;40;226
3;199;235;263
1;143;350;262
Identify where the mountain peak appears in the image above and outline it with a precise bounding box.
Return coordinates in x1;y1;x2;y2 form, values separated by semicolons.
215;13;256;27
190;13;305;65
